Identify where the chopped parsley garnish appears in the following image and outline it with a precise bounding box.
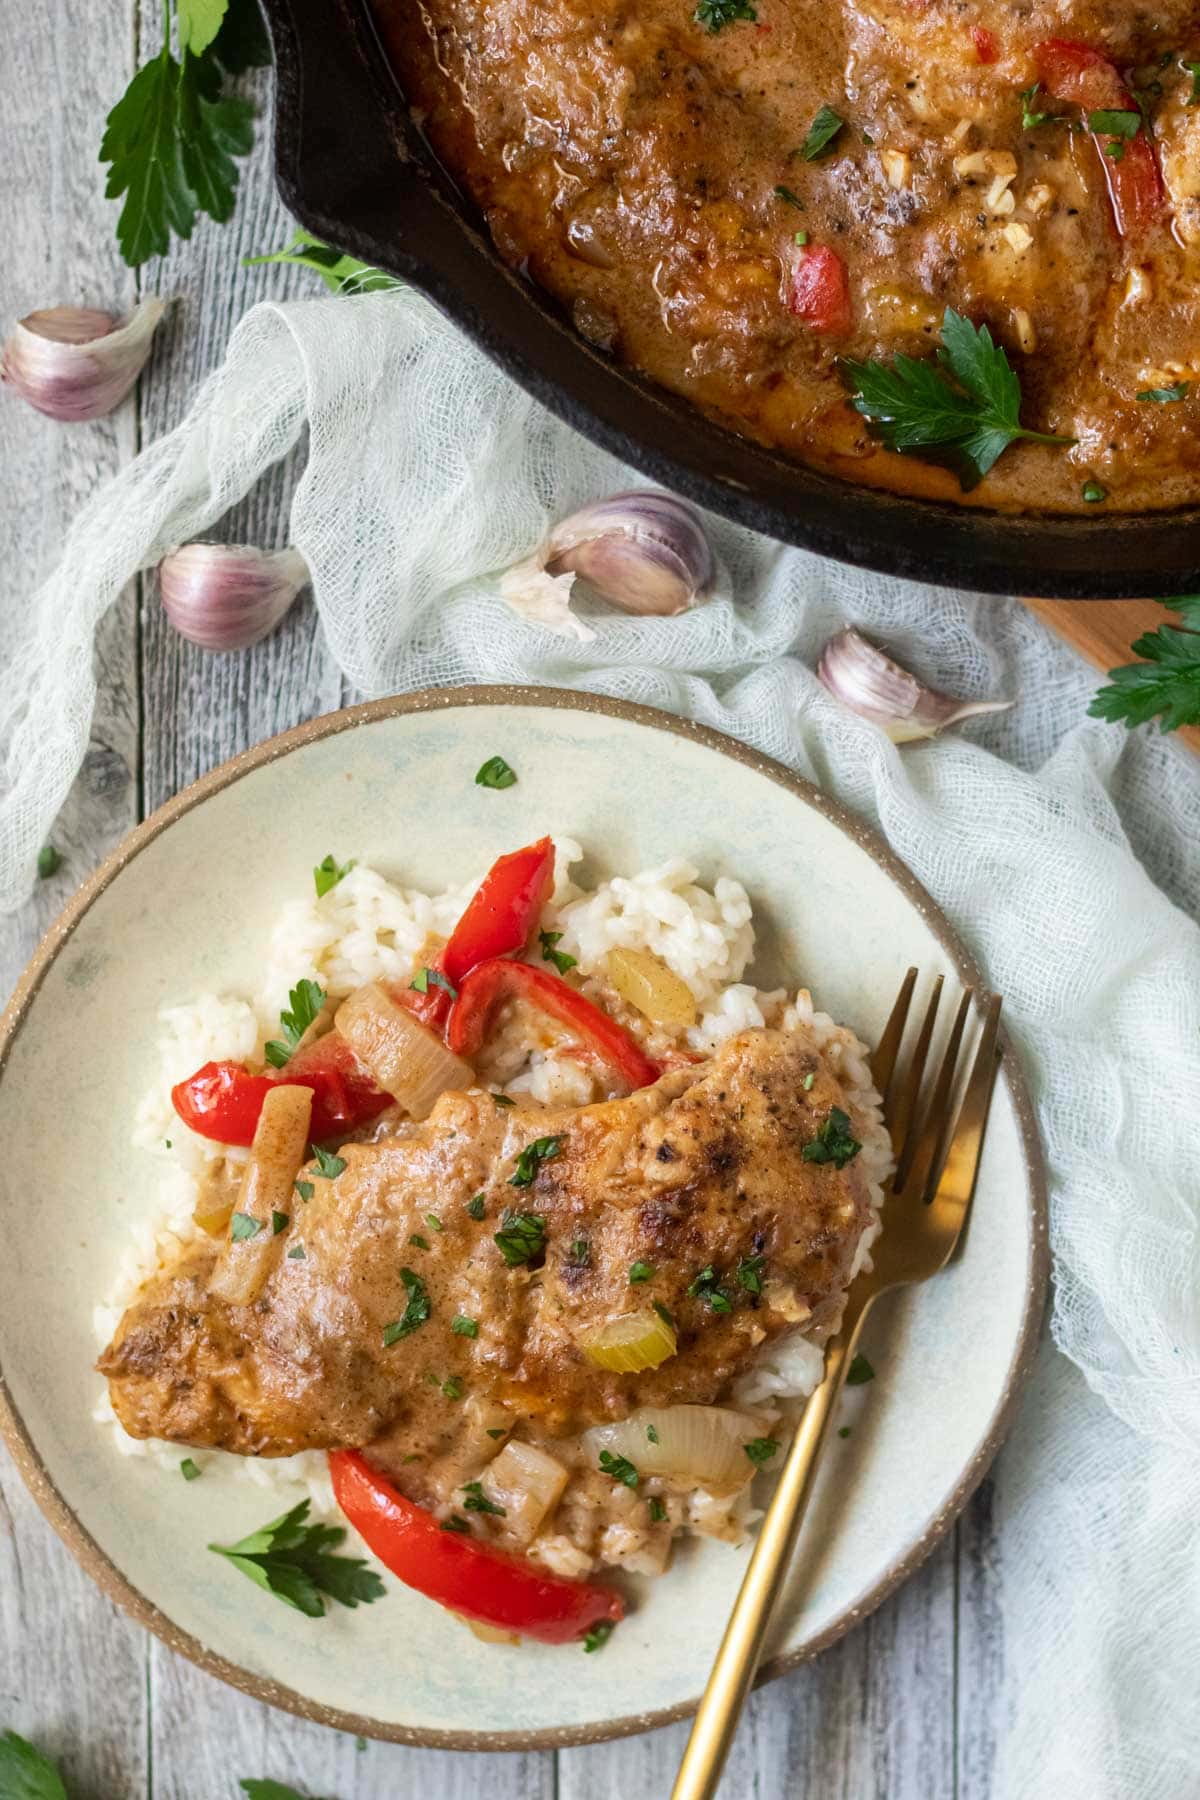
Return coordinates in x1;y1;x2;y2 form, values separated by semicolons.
230;1211;263;1241
312;1145;346;1179
843;308;1074;489
209;1497;385;1617
441;1515;470;1534
467;1193;487;1220
408;1233;431;1251
629;1260;656;1284
687;1265;733;1312
294;1180;314;1202
737;1254;766;1295
1089;596;1200;734
1018;82;1060;129
313;853;354;898
1137;381;1189;403
181;1457;202;1481
264;978;325;1068
838;1425;852;1438
411;966;458;1000
286;1244;306;1260
794;229;809;245
774;184;805;209
271;1210;289;1236
583;1620;616;1652
441;1376;465;1400
801;1106;863;1169
802;1071;816;1091
1082;480;1108;503
494;1209;547;1266
800;104;845;161
653;1300;675;1328
1088;108;1142;159
646;1424;661;1444
461;1481;505;1516
452;1314;479;1337
743;1436;780;1467
509;1135;564;1187
425;1213;444;1232
846;1353;876;1386
539;929;578;976
1186;59;1200;104
382;1267;431;1345
491;1092;516;1108
37;845;61;879
598;1450;639;1488
486;1426;509;1439
648;1497;668;1523
475;754;517;789
694;0;756;31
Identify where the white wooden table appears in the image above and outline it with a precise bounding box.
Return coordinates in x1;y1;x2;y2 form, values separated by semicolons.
0;23;1006;1799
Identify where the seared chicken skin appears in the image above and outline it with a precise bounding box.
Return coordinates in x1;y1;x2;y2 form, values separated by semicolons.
99;1028;874;1458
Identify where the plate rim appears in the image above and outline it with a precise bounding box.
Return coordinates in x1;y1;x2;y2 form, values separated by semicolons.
0;682;1049;1752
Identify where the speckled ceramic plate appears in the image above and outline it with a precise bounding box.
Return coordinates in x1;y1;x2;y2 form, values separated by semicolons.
0;686;1046;1749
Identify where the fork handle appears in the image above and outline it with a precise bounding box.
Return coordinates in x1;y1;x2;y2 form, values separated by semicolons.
670;1308;871;1800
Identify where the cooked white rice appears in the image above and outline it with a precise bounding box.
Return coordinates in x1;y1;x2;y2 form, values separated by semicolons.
96;845;891;1558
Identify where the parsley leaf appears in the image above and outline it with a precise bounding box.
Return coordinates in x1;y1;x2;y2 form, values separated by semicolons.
1088;598;1200;734
687;1264;733;1312
843;307;1073;488
539;929;578;975
0;1731;68;1800
244;228;401;295
461;1481;505;1515
694;0;756;27
774;184;805;209
181;1457;202;1481
441;1376;465;1400
475;754;518;789
467;1194;487;1220
629;1259;656;1284
101;47;255;267
1088;107;1142;154
847;1353;876;1386
383;1267;431;1344
312;1145;346;1179
179;0;229;56
737;1253;766;1295
646;1424;661;1443
210;1498;385;1618
1136;381;1189;403
494;1209;547;1266
648;1496;668;1523
802;1106;863;1168
36;845;61;879
1018;81;1057;128
230;1211;263;1241
287;1243;306;1260
408;1234;431;1251
599;1450;639;1488
801;105;845;160
583;1620;616;1652
1186;59;1200;104
294;1180;314;1202
239;1783;312;1800
210;0;272;75
411;966;458;999
491;1091;516;1108
441;1515;470;1534
509;1135;564;1187
271;1209;289;1236
744;1436;780;1467
568;1236;592;1268
452;1314;479;1337
264;978;325;1068
313;853;354;898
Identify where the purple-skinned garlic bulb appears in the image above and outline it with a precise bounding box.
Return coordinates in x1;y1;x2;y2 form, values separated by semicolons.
817;627;1013;742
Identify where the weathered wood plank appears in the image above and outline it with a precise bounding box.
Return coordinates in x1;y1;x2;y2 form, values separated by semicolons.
957;1482;1005;1800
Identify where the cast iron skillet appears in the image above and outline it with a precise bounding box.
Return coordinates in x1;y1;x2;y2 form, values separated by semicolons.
260;0;1200;596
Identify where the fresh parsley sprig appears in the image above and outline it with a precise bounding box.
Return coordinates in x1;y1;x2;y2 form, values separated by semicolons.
101;0;268;267
244;228;402;294
694;0;756;29
843;308;1074;488
1088;598;1200;734
0;1729;68;1800
264;978;325;1068
210;1498;385;1618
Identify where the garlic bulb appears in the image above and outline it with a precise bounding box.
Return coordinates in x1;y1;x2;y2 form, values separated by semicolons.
817;628;1013;743
499;490;714;640
1;298;167;422
159;543;310;652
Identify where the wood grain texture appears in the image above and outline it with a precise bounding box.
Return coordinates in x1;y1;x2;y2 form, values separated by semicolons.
1021;597;1200;755
0;16;992;1798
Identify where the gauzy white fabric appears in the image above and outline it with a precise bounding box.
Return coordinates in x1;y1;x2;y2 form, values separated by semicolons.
3;290;1199;1795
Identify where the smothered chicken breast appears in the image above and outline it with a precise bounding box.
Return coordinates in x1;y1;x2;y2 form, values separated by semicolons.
100;1027;872;1459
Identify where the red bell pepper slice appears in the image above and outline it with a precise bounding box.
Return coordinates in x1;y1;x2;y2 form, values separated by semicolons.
971;25;997;64
447;958;662;1090
400;836;557;1030
329;1449;625;1644
789;245;851;336
1033;39;1163;239
172;1033;390;1148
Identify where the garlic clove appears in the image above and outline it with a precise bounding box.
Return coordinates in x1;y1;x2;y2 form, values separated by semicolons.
499;490;714;636
159;543;310;652
817;627;1013;743
1;297;168;423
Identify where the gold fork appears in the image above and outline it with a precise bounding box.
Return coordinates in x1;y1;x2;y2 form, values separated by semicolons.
671;971;1004;1800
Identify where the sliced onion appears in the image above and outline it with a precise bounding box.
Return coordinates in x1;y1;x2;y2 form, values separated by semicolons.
334;981;473;1118
583;1405;765;1495
606;946;697;1028
208;1085;311;1306
580;1306;677;1373
480;1439;570;1544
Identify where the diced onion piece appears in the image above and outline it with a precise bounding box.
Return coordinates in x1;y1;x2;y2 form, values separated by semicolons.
192;1167;237;1237
481;1439;570;1544
581;1307;677;1374
605;947;697;1028
208;1085;312;1306
583;1405;765;1496
335;981;473;1119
